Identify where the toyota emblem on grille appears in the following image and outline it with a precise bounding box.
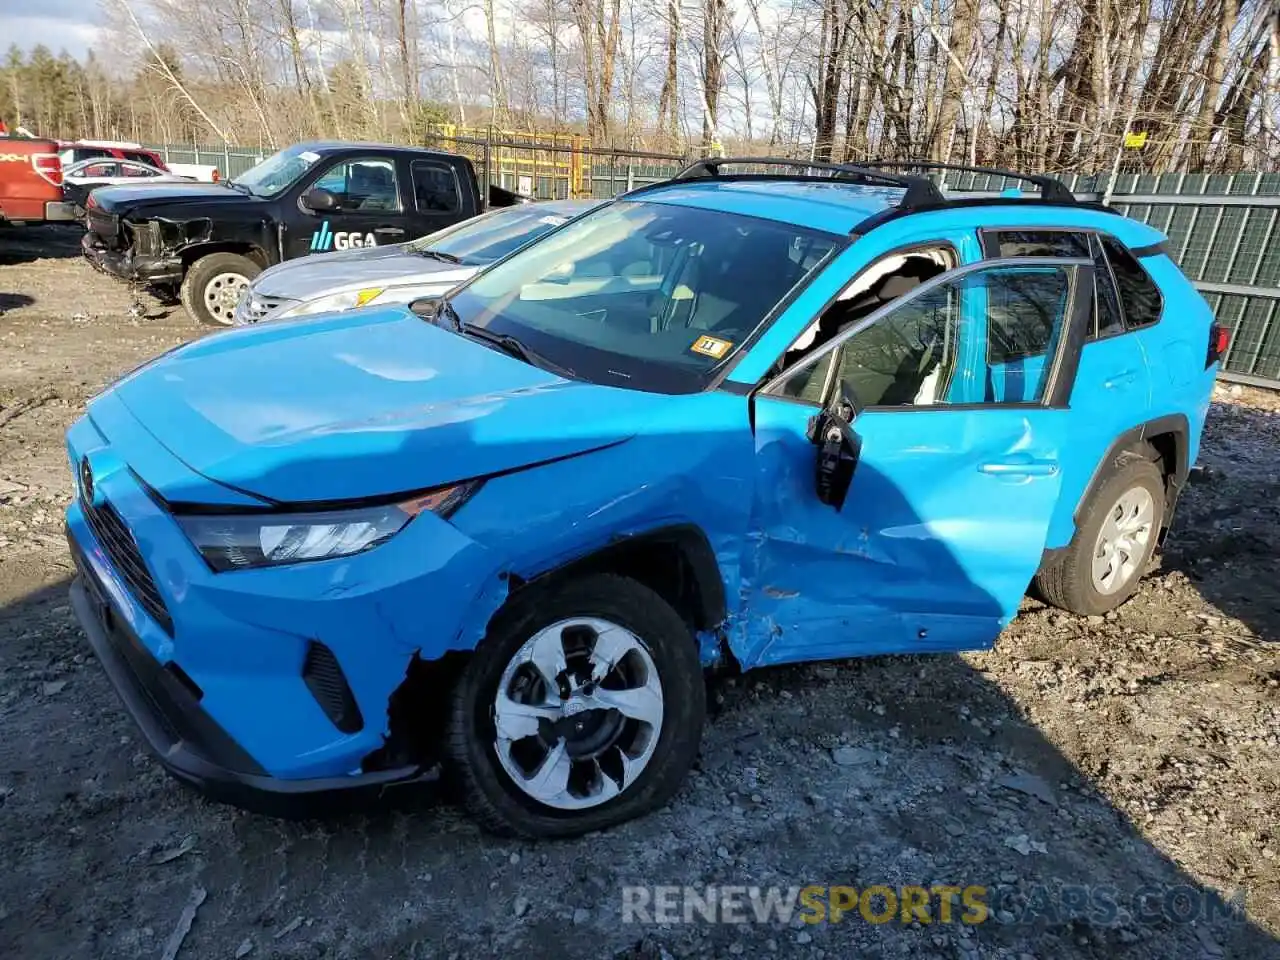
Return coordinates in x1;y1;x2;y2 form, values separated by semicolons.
79;457;95;504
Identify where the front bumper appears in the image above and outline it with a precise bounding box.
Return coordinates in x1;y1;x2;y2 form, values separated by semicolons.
68;535;438;816
81;232;182;284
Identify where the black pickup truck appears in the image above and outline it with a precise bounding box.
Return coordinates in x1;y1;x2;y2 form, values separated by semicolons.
81;141;516;325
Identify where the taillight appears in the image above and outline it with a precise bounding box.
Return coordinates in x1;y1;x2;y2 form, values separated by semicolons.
33;153;62;186
1207;321;1230;368
211;169;221;183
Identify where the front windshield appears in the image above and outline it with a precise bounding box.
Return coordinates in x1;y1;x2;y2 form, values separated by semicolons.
406;205;591;266
445;200;841;393
232;145;324;197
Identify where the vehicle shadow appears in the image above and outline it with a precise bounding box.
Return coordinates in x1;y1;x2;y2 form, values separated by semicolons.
0;223;83;266
0;412;1275;959
0;293;35;312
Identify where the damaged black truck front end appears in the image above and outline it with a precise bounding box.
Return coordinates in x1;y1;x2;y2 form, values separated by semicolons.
79;142;490;325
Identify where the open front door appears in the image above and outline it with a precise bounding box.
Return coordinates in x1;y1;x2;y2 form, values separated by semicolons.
739;257;1094;668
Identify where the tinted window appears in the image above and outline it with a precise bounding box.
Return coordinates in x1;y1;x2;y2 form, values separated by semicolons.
990;230;1090;259
1102;236;1162;329
447;200;839;393
986;270;1071;364
313;158;399;212
124;151;156;165
412;159;461;213
1090;235;1125;337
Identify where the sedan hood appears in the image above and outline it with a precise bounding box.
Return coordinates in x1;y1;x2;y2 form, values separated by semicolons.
253;249;474;300
104;308;663;503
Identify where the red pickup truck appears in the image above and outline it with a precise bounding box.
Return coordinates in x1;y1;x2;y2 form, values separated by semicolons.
0;135;77;225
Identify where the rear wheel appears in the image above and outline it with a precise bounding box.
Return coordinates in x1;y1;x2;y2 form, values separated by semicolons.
1035;450;1165;616
180;252;260;326
446;574;705;838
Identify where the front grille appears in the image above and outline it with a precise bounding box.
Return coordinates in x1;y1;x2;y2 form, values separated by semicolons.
302;641;363;733
81;496;174;636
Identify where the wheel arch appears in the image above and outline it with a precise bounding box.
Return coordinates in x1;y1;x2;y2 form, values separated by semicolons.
180;241;270;272
515;523;729;634
1072;413;1189;536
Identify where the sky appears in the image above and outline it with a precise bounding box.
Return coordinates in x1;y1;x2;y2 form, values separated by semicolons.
0;0;104;60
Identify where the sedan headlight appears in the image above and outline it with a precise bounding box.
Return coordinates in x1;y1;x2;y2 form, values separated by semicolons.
176;481;481;571
277;287;385;319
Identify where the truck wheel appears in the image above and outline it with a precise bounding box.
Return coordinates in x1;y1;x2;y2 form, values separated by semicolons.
446;574;705;838
180;252;261;326
1034;450;1166;616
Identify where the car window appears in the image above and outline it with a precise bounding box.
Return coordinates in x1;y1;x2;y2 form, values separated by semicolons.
446;200;840;393
232;145;325;197
120;163;154;178
313;158;400;213
124;151;156;165
411;159;462;213
73;148;111;164
1101;236;1162;329
1089;236;1125;338
771;263;1077;407
81;161;118;178
409;205;586;266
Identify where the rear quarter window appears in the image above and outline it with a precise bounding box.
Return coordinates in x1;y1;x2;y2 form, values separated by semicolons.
1101;236;1163;329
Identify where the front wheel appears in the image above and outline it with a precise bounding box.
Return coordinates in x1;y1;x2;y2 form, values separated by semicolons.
446;574;705;838
179;252;261;326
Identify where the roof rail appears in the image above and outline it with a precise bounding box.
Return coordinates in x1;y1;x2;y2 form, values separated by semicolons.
858;161;1077;204
667;156;947;209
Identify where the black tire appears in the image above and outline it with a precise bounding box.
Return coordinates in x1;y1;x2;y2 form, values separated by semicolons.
179;252;260;326
1034;449;1166;616
446;574;705;838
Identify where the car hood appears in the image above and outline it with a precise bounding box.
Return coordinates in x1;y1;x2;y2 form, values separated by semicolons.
104;308;664;503
253;249;474;300
89;181;259;214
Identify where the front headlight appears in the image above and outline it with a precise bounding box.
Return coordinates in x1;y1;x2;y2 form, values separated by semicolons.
176;480;481;571
277;287;385;319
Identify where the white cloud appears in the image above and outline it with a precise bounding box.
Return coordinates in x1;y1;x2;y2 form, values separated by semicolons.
0;15;104;59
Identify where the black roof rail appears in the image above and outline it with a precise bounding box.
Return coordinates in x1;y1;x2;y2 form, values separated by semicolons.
858;160;1078;204
659;156;947;210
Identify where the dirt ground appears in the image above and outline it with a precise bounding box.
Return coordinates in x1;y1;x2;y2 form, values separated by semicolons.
1;225;1277;960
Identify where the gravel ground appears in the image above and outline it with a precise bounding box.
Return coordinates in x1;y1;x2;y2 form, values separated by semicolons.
1;225;1277;960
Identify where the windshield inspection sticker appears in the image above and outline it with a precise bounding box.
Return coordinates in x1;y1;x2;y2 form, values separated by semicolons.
539;215;568;226
690;335;733;359
298;150;321;163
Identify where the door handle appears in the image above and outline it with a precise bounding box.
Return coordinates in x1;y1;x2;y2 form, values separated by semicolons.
375;226;406;237
1103;369;1137;389
979;457;1059;478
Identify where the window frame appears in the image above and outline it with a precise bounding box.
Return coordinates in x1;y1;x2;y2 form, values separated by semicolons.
760;255;1095;412
410;157;463;215
978;226;1157;342
1099;234;1164;332
760;240;962;407
304;155;403;215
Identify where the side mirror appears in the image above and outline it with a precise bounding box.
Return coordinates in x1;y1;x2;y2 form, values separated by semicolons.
303;188;340;212
806;379;863;511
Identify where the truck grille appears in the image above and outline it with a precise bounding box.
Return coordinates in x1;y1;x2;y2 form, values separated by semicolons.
81;495;174;636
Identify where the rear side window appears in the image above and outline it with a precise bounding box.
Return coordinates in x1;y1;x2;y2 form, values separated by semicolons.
988;230;1090;259
986;269;1072;364
412;159;461;213
124;151;157;166
1101;237;1162;329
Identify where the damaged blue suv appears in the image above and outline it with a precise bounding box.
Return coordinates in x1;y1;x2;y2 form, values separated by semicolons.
66;160;1225;837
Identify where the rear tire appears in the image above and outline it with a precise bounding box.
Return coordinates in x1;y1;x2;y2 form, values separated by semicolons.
180;252;260;326
1035;450;1165;616
446;574;705;838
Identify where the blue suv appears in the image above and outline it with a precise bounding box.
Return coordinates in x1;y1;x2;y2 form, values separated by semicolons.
65;159;1226;836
